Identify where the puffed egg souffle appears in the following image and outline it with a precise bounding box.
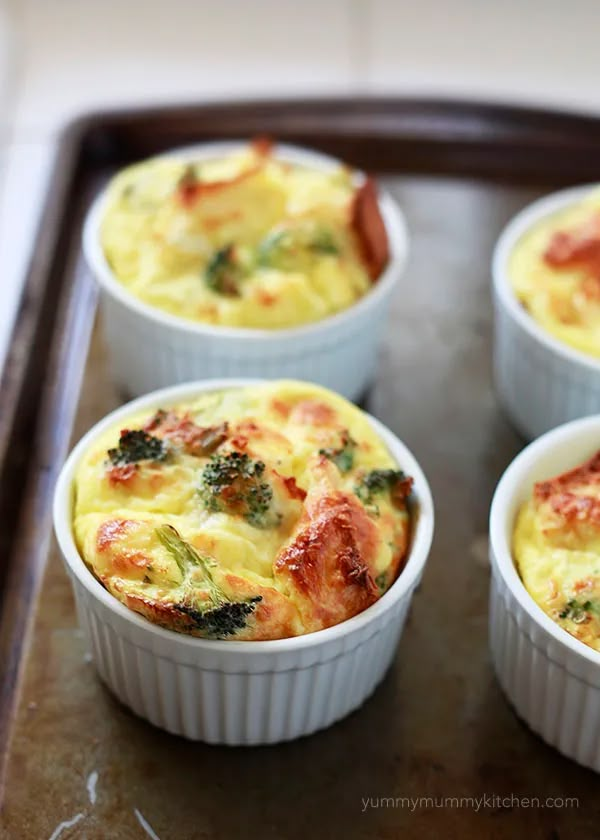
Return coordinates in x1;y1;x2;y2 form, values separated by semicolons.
99;139;389;329
509;187;600;358
72;381;414;641
513;450;600;651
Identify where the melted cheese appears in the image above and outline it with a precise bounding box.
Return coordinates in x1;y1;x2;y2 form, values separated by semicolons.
73;381;413;640
100;142;389;329
509;188;600;357
514;451;600;651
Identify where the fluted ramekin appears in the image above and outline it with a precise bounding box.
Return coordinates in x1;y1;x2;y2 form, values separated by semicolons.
492;184;600;440
53;378;434;745
83;142;408;401
490;414;600;771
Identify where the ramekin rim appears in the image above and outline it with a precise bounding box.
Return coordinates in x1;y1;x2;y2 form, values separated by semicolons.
53;377;435;655
82;140;409;341
489;413;600;669
492;182;600;373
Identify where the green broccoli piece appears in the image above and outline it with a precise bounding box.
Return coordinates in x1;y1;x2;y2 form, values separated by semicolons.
174;600;262;638
309;228;339;255
375;571;388;594
257;230;286;266
559;598;595;623
107;429;167;465
204;244;244;296
199;451;274;528
156;525;261;638
257;224;339;270
319;430;356;473
354;468;412;512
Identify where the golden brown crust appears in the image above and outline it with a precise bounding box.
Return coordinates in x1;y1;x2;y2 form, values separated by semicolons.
544;212;600;279
535;451;600;502
143;410;228;456
222;574;302;640
532;451;600;548
176;161;262;209
289;399;336;427
250;135;274;158
351;177;390;281
275;490;380;631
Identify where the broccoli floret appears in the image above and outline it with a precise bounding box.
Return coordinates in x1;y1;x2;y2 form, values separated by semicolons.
204;244;244;296
559;598;595;623
375;571;388;593
258;224;339;270
199;451;274;528
107;429;167;465
174;599;262;638
319;430;356;473
309;228;339;255
156;525;261;638
355;468;412;512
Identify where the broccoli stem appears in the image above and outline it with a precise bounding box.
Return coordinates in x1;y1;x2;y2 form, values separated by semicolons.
155;525;261;638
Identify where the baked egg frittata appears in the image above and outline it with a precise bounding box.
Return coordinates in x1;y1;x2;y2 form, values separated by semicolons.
100;140;389;329
514;451;600;651
509;189;600;357
72;381;413;641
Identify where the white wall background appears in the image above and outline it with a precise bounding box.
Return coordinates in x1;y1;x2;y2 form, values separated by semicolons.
2;0;600;367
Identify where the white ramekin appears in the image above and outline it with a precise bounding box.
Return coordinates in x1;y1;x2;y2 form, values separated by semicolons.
490;414;600;772
492;184;600;440
83;142;408;401
53;379;434;745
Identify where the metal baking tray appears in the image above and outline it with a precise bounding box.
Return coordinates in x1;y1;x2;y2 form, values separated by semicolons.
2;98;600;838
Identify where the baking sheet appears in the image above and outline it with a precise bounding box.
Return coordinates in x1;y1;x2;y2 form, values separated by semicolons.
2;172;597;839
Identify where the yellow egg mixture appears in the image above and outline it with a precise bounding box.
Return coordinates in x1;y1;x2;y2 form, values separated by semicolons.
514;451;600;651
73;381;413;640
509;188;600;357
100;141;389;329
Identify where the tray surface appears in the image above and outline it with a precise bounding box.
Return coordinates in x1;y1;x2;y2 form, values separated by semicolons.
1;99;600;838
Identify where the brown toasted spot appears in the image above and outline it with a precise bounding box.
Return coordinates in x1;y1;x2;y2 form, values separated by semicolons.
111;551;150;574
175;163;261;209
535;452;600;545
574;578;595;593
119;591;197;632
144;410;228;456
535;451;600;502
251;136;274;158
544;212;600;279
582;275;600;301
222;573;302;640
257;290;277;306
274;471;307;501
230;419;291;453
351;177;389;281
106;463;138;487
176;165;200;209
275;491;379;628
548;492;600;525
290;399;336;426
270;398;291;418
96;519;138;552
229;433;249;451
